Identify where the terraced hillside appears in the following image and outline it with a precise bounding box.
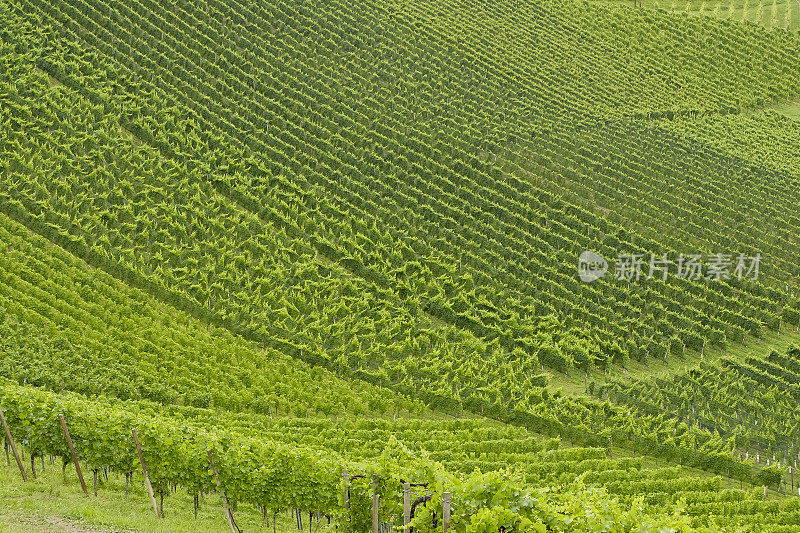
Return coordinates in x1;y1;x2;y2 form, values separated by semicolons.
5;0;800;405
5;378;800;532
2;0;800;529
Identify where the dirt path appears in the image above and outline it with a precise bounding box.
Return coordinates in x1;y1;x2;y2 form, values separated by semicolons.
0;512;120;533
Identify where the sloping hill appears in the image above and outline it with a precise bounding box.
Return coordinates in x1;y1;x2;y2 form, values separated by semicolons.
2;0;800;529
3;0;800;400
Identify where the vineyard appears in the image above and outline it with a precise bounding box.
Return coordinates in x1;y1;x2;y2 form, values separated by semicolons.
642;0;800;31
1;0;800;529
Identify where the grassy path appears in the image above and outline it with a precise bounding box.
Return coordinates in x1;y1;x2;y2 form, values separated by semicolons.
590;0;800;31
548;329;800;396
0;462;329;533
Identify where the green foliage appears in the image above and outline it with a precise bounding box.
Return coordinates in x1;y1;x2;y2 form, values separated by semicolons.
0;0;799;529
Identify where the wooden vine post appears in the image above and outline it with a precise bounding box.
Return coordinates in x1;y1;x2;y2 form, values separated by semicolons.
208;449;238;533
442;492;451;533
343;469;349;510
403;482;411;533
372;476;379;533
30;449;36;479
132;429;160;517
0;405;25;481
58;414;88;496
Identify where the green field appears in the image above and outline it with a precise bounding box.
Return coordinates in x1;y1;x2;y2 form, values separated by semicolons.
2;0;800;529
771;101;800;120
597;0;800;30
673;0;800;30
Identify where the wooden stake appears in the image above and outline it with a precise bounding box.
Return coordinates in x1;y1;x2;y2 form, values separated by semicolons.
372;477;379;533
59;415;88;496
0;406;26;481
403;483;411;533
442;492;451;533
343;469;349;510
208;449;237;533
132;429;160;517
